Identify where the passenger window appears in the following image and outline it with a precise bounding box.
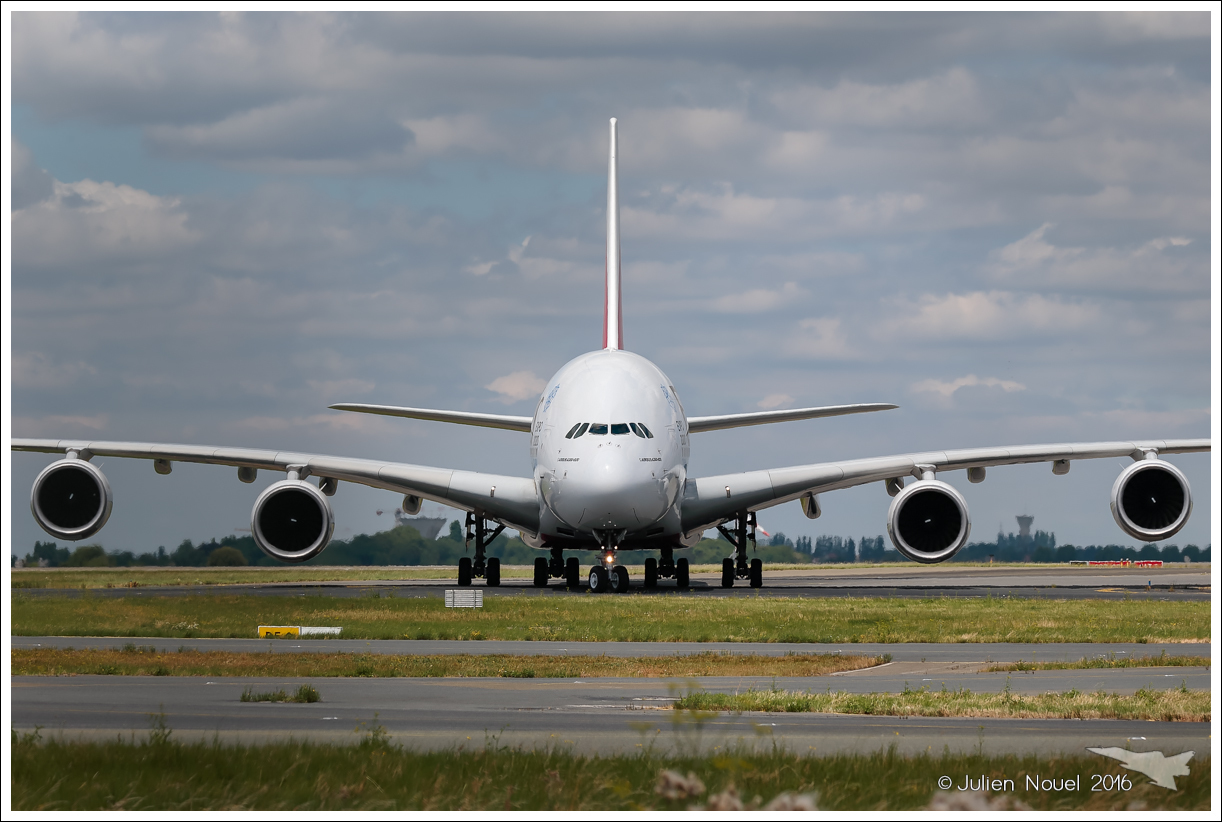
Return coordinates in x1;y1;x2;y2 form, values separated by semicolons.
574;422;589;438
611;423;630;435
565;423;582;439
588;423;608;435
638;423;654;438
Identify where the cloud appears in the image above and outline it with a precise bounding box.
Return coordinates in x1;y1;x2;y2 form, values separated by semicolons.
12;177;198;269
11;352;98;389
712;282;800;313
911;374;1026;398
484;370;546;404
757;393;794;410
12;414;109;437
882;291;1102;342
784;317;853;360
988;224;1201;293
11;139;54;208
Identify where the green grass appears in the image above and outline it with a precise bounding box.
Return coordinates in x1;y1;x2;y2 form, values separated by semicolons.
12;647;881;678
11;591;1209;643
9;731;1209;810
987;651;1210;672
673;684;1209;722
12;560;1149;589
240;684;321;703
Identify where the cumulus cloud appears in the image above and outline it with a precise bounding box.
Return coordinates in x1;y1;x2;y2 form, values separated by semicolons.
881;291;1102;342
12;177;198;269
11;139;54;208
988;223;1200;293
911;374;1026;398
484;370;546;404
712;282;800;313
785;317;853;359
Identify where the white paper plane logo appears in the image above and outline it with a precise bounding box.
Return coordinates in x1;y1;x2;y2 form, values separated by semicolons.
1087;747;1194;790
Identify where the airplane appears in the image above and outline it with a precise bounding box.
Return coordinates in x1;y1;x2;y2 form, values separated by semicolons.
13;119;1211;593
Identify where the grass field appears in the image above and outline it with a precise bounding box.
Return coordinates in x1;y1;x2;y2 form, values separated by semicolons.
10;733;1209;810
8;560;1110;589
10;647;881;678
986;652;1210;672
12;592;1209;643
673;685;1209;722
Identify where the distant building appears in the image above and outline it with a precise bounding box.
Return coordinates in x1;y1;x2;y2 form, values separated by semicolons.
1016;514;1034;539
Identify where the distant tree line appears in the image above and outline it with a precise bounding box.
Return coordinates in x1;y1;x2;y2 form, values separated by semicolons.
14;525;1210;568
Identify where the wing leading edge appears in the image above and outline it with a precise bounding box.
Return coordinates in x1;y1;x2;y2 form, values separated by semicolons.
329;403;533;432
687;403;898;433
680;438;1211;537
12;438;540;536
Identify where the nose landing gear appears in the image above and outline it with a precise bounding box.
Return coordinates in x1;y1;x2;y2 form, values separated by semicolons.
717;511;763;588
458;512;504;587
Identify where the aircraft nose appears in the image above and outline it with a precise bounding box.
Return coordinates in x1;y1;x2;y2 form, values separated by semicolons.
548;446;669;530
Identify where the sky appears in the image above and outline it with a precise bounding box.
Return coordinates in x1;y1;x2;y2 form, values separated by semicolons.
6;10;1217;558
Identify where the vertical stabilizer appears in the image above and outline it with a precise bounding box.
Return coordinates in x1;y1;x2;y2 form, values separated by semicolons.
604;118;623;350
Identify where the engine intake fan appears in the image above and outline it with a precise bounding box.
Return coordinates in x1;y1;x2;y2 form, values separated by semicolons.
251;480;335;562
30;458;114;541
1110;459;1192;542
887;479;970;564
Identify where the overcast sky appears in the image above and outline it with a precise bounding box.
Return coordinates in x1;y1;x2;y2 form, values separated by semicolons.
6;10;1216;557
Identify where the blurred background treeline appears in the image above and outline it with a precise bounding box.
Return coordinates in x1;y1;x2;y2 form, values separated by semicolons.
13;520;1210;568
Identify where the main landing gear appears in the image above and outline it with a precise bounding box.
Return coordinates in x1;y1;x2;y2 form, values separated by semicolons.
534;548;581;589
643;548;688;589
458;512;504;587
717;511;763;589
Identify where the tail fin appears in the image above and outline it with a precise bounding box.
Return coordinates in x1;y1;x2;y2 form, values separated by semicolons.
603;118;623;350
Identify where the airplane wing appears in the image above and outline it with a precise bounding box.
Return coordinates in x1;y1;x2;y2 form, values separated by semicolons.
686;403;897;433
680;438;1211;535
329;403;533;432
11;438;540;535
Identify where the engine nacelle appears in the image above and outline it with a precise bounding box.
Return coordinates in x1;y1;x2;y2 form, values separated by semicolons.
886;479;971;563
251;480;335;562
1110;459;1192;542
30;458;114;541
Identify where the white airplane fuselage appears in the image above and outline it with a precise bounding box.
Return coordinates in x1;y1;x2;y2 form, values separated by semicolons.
531;349;690;547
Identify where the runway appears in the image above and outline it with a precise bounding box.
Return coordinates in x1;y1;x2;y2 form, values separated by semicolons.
12;668;1208;756
16;563;1211;601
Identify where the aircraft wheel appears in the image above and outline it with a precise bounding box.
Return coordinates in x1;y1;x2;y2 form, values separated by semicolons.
589;565;610;593
610;564;630;593
644;558;658;588
487;557;501;587
533;557;549;588
676;558;690;589
458;557;473;586
565;557;580;588
721;557;734;588
749;557;763;588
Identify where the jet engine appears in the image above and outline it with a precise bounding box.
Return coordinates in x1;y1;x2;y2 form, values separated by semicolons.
1110;458;1192;542
30;458;114;541
886;479;970;563
251;480;335;562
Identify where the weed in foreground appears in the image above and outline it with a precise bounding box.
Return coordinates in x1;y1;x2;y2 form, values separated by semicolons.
8;738;1210;811
240;684;321;703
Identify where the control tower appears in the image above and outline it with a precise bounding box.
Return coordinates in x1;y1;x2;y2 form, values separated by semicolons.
1016;514;1034;539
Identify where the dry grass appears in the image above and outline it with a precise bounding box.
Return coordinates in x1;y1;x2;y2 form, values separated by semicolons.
12;591;1209;643
11;646;881;678
674;684;1209;722
986;651;1209;672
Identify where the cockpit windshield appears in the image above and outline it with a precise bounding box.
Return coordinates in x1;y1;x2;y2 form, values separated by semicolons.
565;422;653;439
